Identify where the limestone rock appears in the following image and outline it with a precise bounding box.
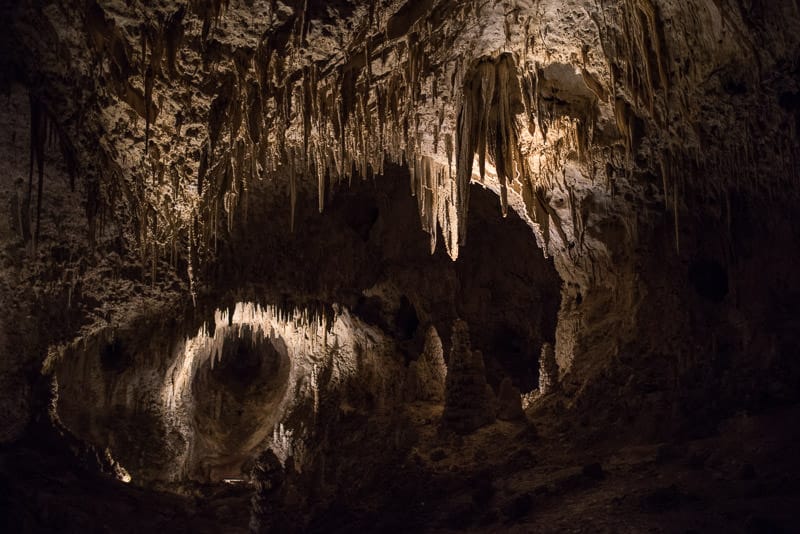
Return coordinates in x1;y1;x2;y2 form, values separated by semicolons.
442;320;496;434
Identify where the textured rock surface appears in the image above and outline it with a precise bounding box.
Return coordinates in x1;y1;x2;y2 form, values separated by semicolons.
538;341;559;395
5;0;797;409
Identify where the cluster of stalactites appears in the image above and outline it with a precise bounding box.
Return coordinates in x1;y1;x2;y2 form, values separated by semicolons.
457;54;527;222
109;0;533;273
409;155;460;258
21;93;80;250
242;71;437;253
595;0;798;254
208;302;332;369
275;51;574;262
190;2;616;270
163;301;333;410
124;0;618;279
270;422;306;468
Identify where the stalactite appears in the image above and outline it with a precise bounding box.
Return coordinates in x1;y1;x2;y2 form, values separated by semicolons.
34;137;45;248
659;154;670;210
673;184;680;254
151;213;157;286
144;65;154;152
164;6;185;77
456;54;525;230
27;93;48;249
492;57;522;217
455;70;477;246
534;187;550;252
289;148;297;233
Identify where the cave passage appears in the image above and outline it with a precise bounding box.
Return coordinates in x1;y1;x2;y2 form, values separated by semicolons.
52;164;562;487
218;162;563;390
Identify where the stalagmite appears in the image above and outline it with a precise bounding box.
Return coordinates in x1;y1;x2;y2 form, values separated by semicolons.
442;320;496;434
405;326;446;402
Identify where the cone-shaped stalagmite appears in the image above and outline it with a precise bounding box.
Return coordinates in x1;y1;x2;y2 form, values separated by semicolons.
442;320;496;434
405;325;447;402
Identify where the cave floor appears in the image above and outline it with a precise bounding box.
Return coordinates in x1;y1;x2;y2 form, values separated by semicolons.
303;402;800;533
3;402;799;533
0;442;252;533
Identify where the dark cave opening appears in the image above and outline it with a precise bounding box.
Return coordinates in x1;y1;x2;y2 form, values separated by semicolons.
353;295;386;328
198;328;281;398
189;328;291;481
218;163;562;396
489;323;536;390
341;196;381;241
305;166;562;393
394;295;419;341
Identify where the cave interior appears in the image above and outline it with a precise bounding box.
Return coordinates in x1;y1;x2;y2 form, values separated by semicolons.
1;0;800;532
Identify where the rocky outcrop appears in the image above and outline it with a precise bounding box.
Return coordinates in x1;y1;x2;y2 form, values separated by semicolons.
442;320;496;434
